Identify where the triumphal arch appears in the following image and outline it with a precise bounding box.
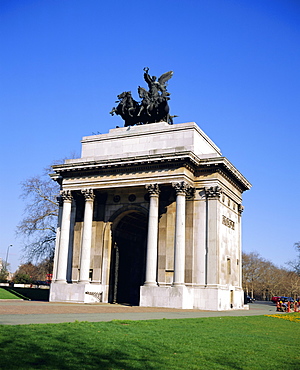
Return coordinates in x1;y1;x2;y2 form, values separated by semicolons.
49;70;251;310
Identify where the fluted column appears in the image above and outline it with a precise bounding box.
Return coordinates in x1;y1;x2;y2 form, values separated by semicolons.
55;190;73;283
79;189;95;284
144;184;160;286
172;181;191;286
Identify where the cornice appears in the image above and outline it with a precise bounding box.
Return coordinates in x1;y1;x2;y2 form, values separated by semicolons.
52;151;199;172
198;157;251;191
51;152;251;192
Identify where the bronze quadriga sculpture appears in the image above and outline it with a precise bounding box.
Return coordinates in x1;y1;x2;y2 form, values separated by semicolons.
110;68;176;126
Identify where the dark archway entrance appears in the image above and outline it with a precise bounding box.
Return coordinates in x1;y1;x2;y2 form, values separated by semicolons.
110;211;148;306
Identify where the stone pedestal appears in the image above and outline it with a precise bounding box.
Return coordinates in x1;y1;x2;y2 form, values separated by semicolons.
50;282;103;304
140;285;194;309
140;285;246;311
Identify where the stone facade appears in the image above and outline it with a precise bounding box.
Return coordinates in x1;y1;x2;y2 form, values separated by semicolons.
49;122;251;310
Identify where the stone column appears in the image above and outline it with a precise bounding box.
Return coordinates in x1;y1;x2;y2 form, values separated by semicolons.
193;189;207;286
79;189;95;284
51;196;63;283
144;184;160;286
55;190;73;283
66;200;77;282
204;186;222;285
238;204;244;287
172;181;191;286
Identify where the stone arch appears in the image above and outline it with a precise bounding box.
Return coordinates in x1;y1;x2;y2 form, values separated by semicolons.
109;204;148;226
108;205;149;305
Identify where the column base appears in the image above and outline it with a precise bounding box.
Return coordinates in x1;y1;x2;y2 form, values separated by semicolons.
172;282;185;287
54;279;67;284
143;281;158;287
78;280;90;284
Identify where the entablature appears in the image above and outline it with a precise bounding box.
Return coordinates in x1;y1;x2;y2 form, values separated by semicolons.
50;152;251;193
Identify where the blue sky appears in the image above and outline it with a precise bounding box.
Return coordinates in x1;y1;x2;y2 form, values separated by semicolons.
1;0;299;272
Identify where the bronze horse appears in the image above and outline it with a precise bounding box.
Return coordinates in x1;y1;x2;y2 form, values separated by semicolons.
110;91;141;127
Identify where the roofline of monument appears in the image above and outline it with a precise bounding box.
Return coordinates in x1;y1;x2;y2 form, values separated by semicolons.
51;152;251;191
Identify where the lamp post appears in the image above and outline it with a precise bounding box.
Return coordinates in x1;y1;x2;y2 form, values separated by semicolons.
5;244;12;271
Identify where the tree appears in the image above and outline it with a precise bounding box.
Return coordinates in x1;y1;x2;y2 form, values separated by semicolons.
13;262;39;283
242;251;300;299
0;260;10;282
17;167;60;262
242;252;264;298
258;260;280;300
13;273;32;284
13;260;53;283
0;269;9;282
287;242;300;275
35;258;53;280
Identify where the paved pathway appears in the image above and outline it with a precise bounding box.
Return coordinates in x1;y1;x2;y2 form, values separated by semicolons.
0;300;279;325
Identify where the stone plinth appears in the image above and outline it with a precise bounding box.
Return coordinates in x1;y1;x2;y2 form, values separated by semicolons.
50;282;103;304
77;122;221;163
140;285;194;309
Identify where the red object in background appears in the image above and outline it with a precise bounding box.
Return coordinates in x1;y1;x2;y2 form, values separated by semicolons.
271;296;280;303
46;274;52;283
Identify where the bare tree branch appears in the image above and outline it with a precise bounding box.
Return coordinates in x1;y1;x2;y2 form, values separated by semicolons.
243;251;300;299
286;241;300;276
17;166;60;262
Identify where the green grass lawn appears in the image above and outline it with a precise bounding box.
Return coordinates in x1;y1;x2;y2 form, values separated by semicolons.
0;287;21;300
0;314;299;369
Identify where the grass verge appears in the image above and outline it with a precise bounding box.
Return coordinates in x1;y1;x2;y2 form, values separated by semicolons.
0;314;299;369
0;287;22;300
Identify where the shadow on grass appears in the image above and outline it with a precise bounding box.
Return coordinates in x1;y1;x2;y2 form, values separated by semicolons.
1;317;299;370
0;324;162;370
3;287;49;301
1;341;158;370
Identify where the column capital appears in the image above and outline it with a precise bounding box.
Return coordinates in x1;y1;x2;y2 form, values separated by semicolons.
81;188;95;201
172;181;192;196
60;190;73;202
145;183;160;196
205;186;222;199
186;187;195;199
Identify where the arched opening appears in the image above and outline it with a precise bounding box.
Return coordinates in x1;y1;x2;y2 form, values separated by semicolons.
109;210;148;305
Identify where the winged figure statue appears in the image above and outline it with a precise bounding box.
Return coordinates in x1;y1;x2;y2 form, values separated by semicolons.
143;67;173;99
